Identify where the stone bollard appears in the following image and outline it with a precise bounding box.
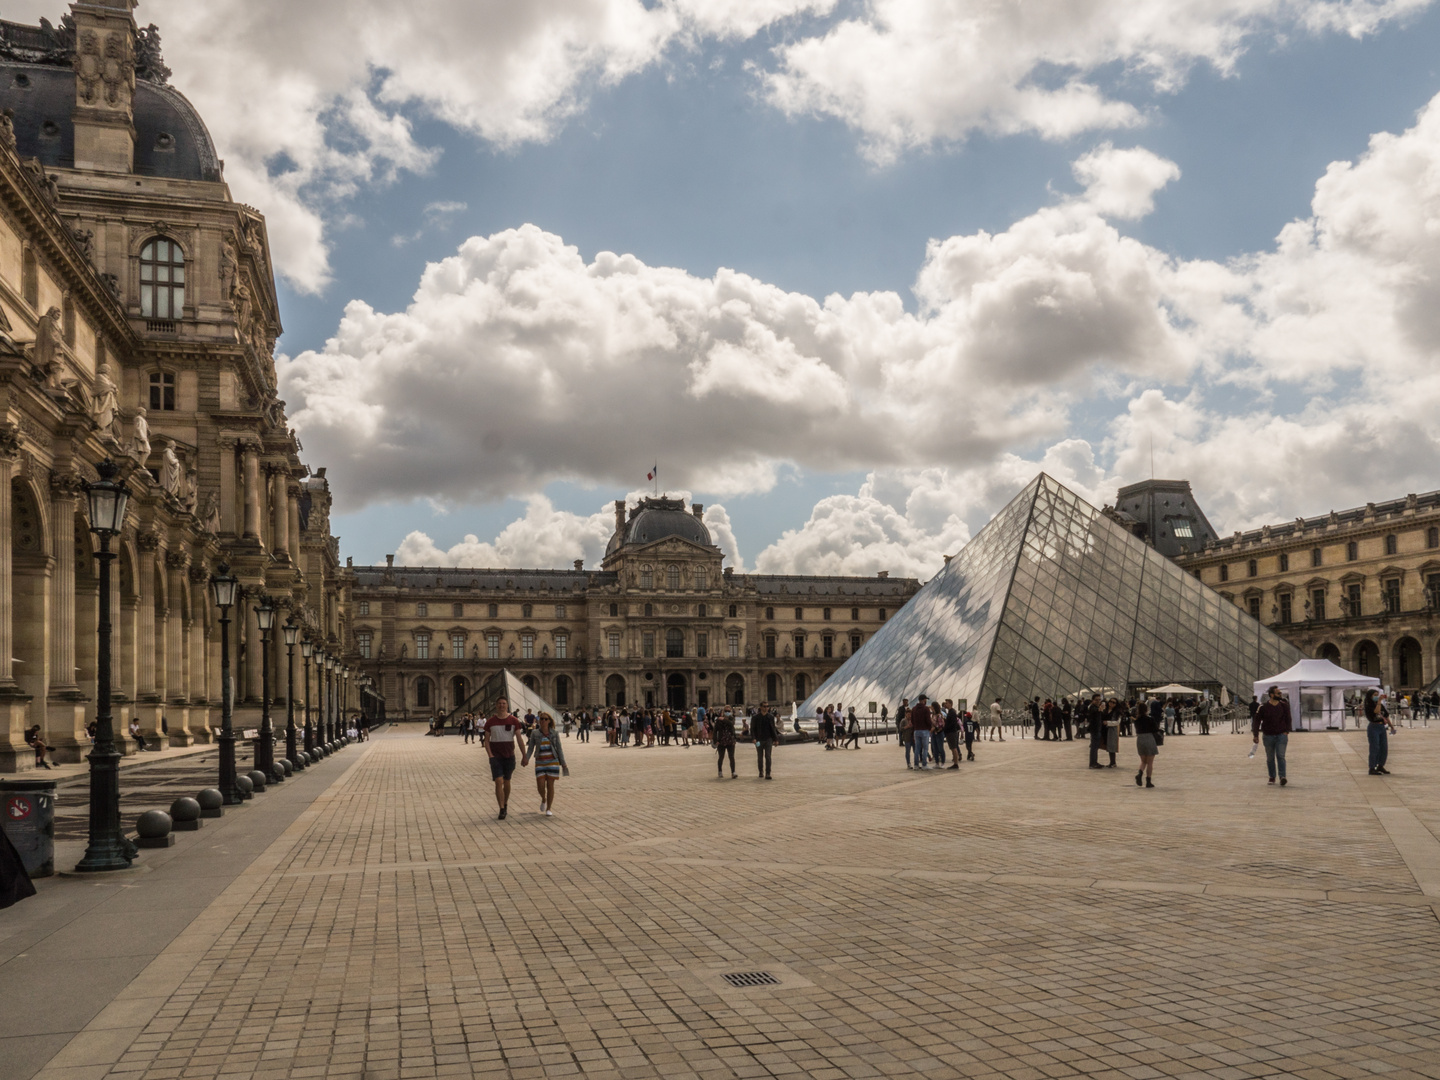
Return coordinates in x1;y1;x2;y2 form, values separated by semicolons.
135;809;174;848
196;788;224;818
170;797;202;831
247;769;268;793
235;774;254;800
278;759;293;777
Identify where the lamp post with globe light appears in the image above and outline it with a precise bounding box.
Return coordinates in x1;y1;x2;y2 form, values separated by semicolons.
315;649;326;742
75;460;131;873
324;654;336;741
209;563;241;804
283;620;299;768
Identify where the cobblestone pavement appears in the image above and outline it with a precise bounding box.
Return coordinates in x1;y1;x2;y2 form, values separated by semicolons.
29;725;1440;1080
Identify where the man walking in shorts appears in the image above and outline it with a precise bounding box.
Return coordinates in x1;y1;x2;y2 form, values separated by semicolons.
484;696;527;819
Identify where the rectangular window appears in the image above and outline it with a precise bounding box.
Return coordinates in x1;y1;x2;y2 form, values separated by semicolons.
1220;565;1229;583
793;633;805;656
453;603;463;618
1172;520;1193;538
696;632;708;658
416;602;428;617
640;568;653;589
765;635;776;659
358;600;370;616
522;633;535;660
451;634;465;659
822;635;833;658
1247;596;1261;620
879;608;887;621
642;632;655;658
487;633;500;660
608;631;621;659
1279;593;1292;625
1312;589;1326;621
555;604;566;618
555;634;568;659
414;633;429;660
1347;541;1358;561
851;607;859;620
1384;578;1401;614
695;568;708;589
356;631;372;659
488;603;499;618
794;606;803;620
1347;583;1362;617
822;607;831;620
148;372;175;411
667;566;681;589
1428;574;1440;611
850;633;861;654
728;631;740;658
1279;552;1289;572
1312;548;1323;567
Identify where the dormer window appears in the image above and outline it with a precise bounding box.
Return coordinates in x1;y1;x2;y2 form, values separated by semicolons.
139;237;185;319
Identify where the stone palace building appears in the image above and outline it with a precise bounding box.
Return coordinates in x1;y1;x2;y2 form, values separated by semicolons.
0;3;348;770
1112;481;1440;694
351;497;920;717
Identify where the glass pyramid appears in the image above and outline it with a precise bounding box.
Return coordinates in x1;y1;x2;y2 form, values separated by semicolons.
453;669;561;720
802;474;1302;714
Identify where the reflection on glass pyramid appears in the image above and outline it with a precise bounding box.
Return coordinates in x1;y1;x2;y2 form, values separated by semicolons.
802;474;1302;714
462;669;561;719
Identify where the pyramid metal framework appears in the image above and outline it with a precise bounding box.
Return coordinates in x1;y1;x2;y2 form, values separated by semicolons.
450;669;561;721
802;474;1302;714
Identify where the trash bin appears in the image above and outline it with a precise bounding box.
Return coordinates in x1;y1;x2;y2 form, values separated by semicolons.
1;778;56;878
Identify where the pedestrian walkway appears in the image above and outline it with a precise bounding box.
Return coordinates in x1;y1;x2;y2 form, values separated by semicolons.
8;727;1440;1080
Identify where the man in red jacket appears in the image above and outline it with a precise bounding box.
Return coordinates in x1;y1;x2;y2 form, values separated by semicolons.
1251;686;1292;786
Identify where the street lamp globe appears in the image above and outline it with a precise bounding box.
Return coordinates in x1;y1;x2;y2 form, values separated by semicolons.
210;563;238;610
256;597;276;632
85;458;129;535
283;621;299;647
301;637;313;660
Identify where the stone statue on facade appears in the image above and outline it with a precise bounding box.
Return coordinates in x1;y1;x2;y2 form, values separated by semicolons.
130;406;150;464
200;491;220;533
158;438;182;497
91;361;119;439
182;466;198;512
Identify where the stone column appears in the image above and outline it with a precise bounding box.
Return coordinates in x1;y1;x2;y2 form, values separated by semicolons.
287;484;301;560
0;429;31;771
189;564;211;740
135;532;164;744
45;471;88;761
242;442;261;539
243;594;263;703
270;467;289;560
112;538;133;755
219;440;238;535
165;552;191;745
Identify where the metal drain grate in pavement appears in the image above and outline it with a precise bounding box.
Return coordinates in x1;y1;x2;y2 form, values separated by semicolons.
721;971;780;988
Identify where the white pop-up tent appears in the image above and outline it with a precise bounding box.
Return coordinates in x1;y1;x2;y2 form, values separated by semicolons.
1253;659;1379;730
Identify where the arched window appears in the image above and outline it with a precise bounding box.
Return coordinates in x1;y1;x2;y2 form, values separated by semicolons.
521;603;532;618
414;676;431;709
666;628;684;658
695;568;708;589
666;564;680;589
640;565;653;589
1385;534;1398;556
139;237;185;319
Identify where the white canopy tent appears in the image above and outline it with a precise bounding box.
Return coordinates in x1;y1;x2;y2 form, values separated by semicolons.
1254;659;1379;731
1149;683;1202;696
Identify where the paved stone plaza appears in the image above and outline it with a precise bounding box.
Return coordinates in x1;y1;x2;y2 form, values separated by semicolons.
7;725;1440;1080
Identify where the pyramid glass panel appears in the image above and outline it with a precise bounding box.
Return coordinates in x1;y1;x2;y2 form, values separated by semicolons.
801;473;1303;715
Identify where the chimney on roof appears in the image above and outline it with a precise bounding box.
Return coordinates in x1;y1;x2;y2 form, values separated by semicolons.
346;556;353;568
574;559;583;572
692;503;704;519
877;570;889;579
614;500;625;535
70;0;139;173
943;555;951;564
385;554;394;568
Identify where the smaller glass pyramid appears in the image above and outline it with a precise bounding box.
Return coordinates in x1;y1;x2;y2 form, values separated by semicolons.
457;669;561;719
803;474;1302;714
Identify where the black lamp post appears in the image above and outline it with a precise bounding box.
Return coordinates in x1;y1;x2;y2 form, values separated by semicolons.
210;563;241;805
301;636;314;754
254;596;275;776
324;653;336;741
315;650;326;742
342;667;351;739
75;459;131;873
283;620;299;768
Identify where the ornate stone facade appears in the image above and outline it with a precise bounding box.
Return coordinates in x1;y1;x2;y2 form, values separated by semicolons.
1172;490;1440;693
0;3;346;770
351;497;920;716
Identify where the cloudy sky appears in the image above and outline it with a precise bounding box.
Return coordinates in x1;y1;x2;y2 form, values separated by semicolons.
17;0;1440;576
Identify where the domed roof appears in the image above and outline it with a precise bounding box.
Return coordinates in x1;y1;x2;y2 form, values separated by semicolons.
0;61;221;182
605;497;713;556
